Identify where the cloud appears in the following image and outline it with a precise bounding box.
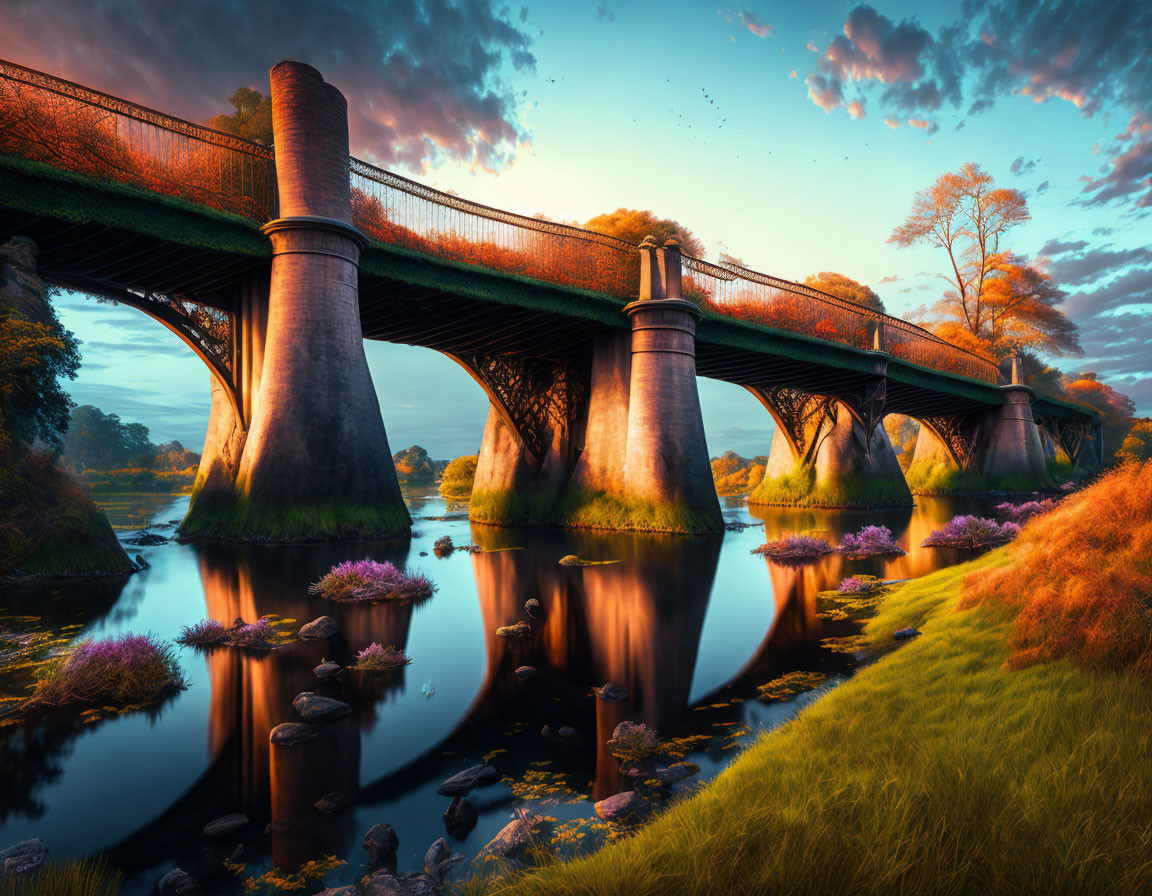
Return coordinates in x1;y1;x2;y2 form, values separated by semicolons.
1010;156;1038;175
1049;245;1152;287
880;274;900;283
908;117;938;133
739;10;772;38
1038;238;1089;256
883;115;900;129
596;3;615;23
0;0;535;172
803;1;1152;207
847;99;866;119
789;69;798;79
806;73;844;112
1036;179;1050;193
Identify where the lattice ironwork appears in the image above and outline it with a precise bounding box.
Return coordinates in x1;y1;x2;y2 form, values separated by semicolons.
1038;413;1092;465
94;290;239;420
0;58;275;220
460;353;590;466
838;377;888;454
751;385;836;463
920;413;984;470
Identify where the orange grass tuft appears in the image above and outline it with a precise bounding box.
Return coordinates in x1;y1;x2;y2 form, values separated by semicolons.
959;461;1152;673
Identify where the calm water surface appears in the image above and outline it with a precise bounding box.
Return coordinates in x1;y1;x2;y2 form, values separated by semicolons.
0;490;997;893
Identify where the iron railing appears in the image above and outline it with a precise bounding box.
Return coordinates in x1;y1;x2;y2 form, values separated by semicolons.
0;58;999;384
349;158;639;300
0;58;275;220
682;255;1000;384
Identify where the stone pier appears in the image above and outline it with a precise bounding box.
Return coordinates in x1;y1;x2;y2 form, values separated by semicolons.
181;61;409;540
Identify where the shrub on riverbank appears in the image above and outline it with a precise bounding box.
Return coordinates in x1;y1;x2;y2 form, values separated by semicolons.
440;454;478;501
176;618;228;646
483;531;1152;896
309;559;434;603
993;499;1057;523
27;633;185;709
962;461;1152;673
922;515;1019;548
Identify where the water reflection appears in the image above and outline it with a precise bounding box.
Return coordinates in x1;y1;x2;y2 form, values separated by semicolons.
0;494;999;894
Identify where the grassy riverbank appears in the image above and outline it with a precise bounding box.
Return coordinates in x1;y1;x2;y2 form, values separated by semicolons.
486;464;1152;896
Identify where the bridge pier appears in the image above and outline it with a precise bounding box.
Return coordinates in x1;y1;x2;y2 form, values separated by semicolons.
747;396;912;508
181;61;408;541
559;238;722;533
906;358;1051;494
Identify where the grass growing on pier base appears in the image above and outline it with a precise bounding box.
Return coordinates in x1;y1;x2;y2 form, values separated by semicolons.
747;462;913;508
904;460;1053;496
469;488;724;534
483;469;1152;895
177;494;411;542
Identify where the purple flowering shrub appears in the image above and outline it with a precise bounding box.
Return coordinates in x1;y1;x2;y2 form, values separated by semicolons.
838;525;905;558
309;559;435;603
752;534;834;565
229;619;274;649
995;499;1058;523
922;515;1021;549
837;576;874;594
30;633;186;708
352;642;412;671
176;619;228;646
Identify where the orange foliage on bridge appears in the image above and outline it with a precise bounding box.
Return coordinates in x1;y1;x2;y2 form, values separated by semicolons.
351;188;639;300
0;77;274;221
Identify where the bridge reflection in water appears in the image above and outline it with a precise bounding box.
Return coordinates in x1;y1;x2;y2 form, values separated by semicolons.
0;495;994;893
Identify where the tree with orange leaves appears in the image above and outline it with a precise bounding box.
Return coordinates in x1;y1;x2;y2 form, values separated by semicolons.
889;162;1079;357
1063;372;1135;463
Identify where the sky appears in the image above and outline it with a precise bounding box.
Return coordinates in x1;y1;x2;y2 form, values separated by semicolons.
3;0;1149;458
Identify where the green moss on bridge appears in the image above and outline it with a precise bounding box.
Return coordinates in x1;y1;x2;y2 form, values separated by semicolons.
468;487;723;534
747;461;914;509
178;493;411;542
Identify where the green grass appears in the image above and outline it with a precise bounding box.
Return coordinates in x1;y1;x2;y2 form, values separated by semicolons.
177;493;411;542
0;857;122;896
1;455;135;577
482;548;1152;896
468;487;724;534
1045;457;1084;482
904;460;1052;495
747;461;913;508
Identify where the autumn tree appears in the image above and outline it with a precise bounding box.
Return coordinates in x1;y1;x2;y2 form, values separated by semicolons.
0;241;79;461
803;272;885;313
583;208;705;257
208;87;273;145
889;162;1079;357
1117;419;1152;465
1063;372;1136;464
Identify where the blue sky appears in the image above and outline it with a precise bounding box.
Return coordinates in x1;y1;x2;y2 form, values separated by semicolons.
11;0;1149;457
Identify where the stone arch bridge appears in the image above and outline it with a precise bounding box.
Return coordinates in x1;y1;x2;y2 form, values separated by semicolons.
0;59;1099;537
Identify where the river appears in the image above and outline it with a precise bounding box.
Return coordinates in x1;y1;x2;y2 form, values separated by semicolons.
0;490;996;894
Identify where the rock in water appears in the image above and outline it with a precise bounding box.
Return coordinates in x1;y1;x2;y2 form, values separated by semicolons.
362;873;405;896
515;665;537;679
314;792;347;814
269;722;322;745
292;692;352;722
655;761;700;784
0;839;47;875
315;888;359;896
595;682;628;703
557;726;576;738
476;813;550;863
314;660;341;681
436;764;499;797
523;598;540;616
495;621;530;638
443;797;478;839
299;616;341;640
363;822;399;863
265;821;292;834
893;627;921;640
158;868;200;896
202;814;248;837
424;837;451;885
594;790;647;822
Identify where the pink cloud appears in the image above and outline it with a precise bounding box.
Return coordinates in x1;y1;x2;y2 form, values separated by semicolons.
847;100;866;119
